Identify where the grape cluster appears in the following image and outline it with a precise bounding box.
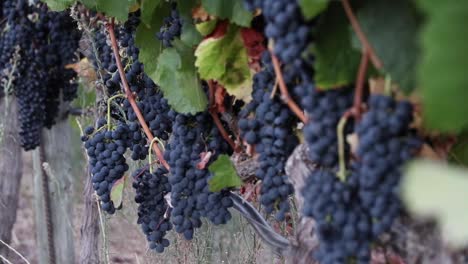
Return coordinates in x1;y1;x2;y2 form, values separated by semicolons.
156;4;182;48
302;170;372;263
165;113;232;240
120;14;175;160
44;7;81;127
82;120;130;214
301;95;422;263
0;0;81;150
243;0;312;62
299;86;354;167
352;95;422;237
133;167;172;253
239;52;297;220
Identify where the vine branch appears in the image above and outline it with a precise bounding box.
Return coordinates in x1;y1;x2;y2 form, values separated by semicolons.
207;80;240;153
106;19;169;170
270;52;308;124
353;51;370;120
341;0;383;71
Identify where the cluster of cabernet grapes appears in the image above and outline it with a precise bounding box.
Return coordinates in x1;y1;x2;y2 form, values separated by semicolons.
164;113;232;240
119;13;175;161
0;0;80;150
301;95;422;263
352;95;422;237
123;80;175;161
44;7;81;127
302;170;372;263
156;4;182;48
82;120;130;214
243;0;312;62
239;52;297;220
133;167;172;253
299;86;354;167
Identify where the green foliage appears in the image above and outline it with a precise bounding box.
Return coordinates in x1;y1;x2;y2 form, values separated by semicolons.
135;4;170;86
110;175;127;208
416;1;468;133
403;160;468;247
95;0;136;22
196;20;218;36
195;24;252;101
155;41;208;114
354;0;421;93
177;0;203;46
201;0;253;27
140;0;162;26
298;0;329;20
208;155;242;192
42;0;136;21
449;133;468;166
41;0;74;11
312;3;361;89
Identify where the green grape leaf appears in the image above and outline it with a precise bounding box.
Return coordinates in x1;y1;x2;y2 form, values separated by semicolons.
403;160;468;247
140;0;161;26
312;3;361;89
80;0;97;10
201;0;252;27
155;40;208;114
176;0;202;46
415;1;468;132
353;0;421;93
196;20;218;36
110;174;127;208
208;154;242;192
96;0;136;22
195;24;252;101
449;132;468;167
41;0;75;11
181;18;203;47
136;4;170;84
298;0;329;20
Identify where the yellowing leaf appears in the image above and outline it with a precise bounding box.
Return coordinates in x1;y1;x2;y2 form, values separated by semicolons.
195;24;252;101
110;175;127;208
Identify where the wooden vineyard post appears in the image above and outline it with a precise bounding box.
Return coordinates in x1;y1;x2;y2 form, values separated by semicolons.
0;98;23;263
32;116;75;264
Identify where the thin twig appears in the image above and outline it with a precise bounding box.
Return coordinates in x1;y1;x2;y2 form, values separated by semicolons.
207;81;240;152
270;52;308;124
341;0;383;70
106;19;169;170
353;51;370;120
0;239;31;264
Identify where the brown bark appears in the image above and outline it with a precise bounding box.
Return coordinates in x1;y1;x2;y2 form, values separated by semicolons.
0;97;23;262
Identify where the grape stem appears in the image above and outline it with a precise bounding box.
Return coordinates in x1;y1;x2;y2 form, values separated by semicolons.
270;51;308;124
148;137;165;174
336;111;351;182
106;19;169;170
207;80;240;153
106;94;126;130
341;0;383;71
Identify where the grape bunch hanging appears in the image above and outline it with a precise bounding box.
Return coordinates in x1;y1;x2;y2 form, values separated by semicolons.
0;0;429;262
0;0;81;150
